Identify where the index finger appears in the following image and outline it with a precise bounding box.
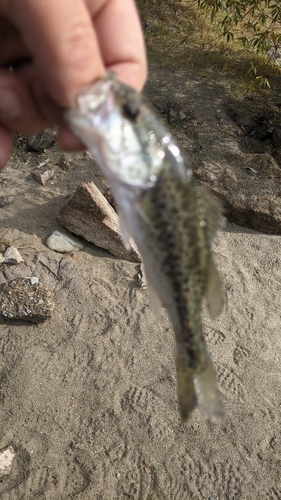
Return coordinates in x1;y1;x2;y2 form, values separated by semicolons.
1;0;105;107
88;0;147;91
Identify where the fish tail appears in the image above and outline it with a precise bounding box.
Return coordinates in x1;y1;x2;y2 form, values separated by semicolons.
176;346;224;423
176;353;197;422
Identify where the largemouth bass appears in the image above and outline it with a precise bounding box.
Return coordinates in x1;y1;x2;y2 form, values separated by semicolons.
65;72;224;423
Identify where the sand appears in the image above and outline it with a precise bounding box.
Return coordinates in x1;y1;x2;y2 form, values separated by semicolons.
0;68;281;499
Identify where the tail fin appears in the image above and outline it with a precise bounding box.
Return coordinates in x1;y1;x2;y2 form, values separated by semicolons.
176;348;224;423
176;355;197;422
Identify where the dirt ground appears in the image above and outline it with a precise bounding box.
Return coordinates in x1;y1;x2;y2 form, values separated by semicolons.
0;62;281;499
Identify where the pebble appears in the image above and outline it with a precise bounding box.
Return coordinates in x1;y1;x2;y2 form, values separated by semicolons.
46;230;84;253
0;277;55;323
30;276;39;285
137;264;148;289
38;158;50;168
4;246;24;264
0;446;15;476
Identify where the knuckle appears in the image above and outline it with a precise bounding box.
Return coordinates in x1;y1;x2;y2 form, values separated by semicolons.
62;20;94;66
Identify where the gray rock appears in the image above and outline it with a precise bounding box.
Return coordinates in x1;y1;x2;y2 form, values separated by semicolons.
56;182;141;262
0;196;10;208
0;277;55;323
4;246;24;264
194;156;281;234
236;112;257;132
137;264;148;289
26;128;56;152
46;230;84;253
272;127;281;148
59;155;76;171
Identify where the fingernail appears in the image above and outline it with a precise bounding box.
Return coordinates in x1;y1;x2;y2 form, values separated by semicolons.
0;87;22;119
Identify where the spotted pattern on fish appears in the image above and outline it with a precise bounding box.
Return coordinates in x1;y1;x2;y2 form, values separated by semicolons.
65;72;225;423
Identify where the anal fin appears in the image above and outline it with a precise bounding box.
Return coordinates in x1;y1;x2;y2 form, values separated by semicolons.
205;258;224;318
118;211;131;250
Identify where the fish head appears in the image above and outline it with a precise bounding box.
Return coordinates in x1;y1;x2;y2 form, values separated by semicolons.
65;73;179;188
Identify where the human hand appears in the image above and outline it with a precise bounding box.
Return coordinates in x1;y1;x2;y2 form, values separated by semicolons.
0;0;147;169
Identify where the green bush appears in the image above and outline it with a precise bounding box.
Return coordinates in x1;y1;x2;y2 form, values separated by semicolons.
196;1;281;53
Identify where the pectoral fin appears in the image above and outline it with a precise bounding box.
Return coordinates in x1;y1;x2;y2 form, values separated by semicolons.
145;272;162;319
205;259;224;318
118;211;131;250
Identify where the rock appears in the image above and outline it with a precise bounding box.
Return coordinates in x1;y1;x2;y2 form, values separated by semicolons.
194;156;281;234
46;230;84;253
38;158;50;168
59;155;76;171
31;167;58;186
26;128;56;152
30;276;39;285
0;446;15;476
0;253;4;264
0;238;9;253
56;182;141;262
272;127;281;148
104;187;118;211
137;264;148;289
0;277;55;323
0;196;10;208
236;112;257;132
4;246;24;264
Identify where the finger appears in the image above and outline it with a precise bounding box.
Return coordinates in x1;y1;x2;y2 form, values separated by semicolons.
0;18;30;67
57;122;85;151
1;0;105;108
0;69;49;135
0;124;13;169
89;0;147;90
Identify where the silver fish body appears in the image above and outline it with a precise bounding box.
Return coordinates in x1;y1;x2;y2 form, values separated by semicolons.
65;72;224;422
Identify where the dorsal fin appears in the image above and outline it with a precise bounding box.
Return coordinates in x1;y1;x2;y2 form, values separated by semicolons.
197;185;222;242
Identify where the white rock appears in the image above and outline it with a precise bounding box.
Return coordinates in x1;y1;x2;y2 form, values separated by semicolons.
0;253;5;264
0;446;15;476
46;230;84;253
30;276;39;285
4;246;24;264
38;158;50;168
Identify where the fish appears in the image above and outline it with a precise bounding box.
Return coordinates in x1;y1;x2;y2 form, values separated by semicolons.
65;72;225;423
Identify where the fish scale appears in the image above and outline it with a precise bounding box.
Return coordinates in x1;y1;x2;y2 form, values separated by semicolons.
65;72;225;423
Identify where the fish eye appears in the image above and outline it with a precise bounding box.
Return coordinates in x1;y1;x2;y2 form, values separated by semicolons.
122;102;140;121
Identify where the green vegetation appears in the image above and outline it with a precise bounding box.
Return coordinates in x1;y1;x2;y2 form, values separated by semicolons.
136;0;281;91
196;1;281;53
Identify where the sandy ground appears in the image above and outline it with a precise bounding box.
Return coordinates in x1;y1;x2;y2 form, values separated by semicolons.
0;65;281;499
